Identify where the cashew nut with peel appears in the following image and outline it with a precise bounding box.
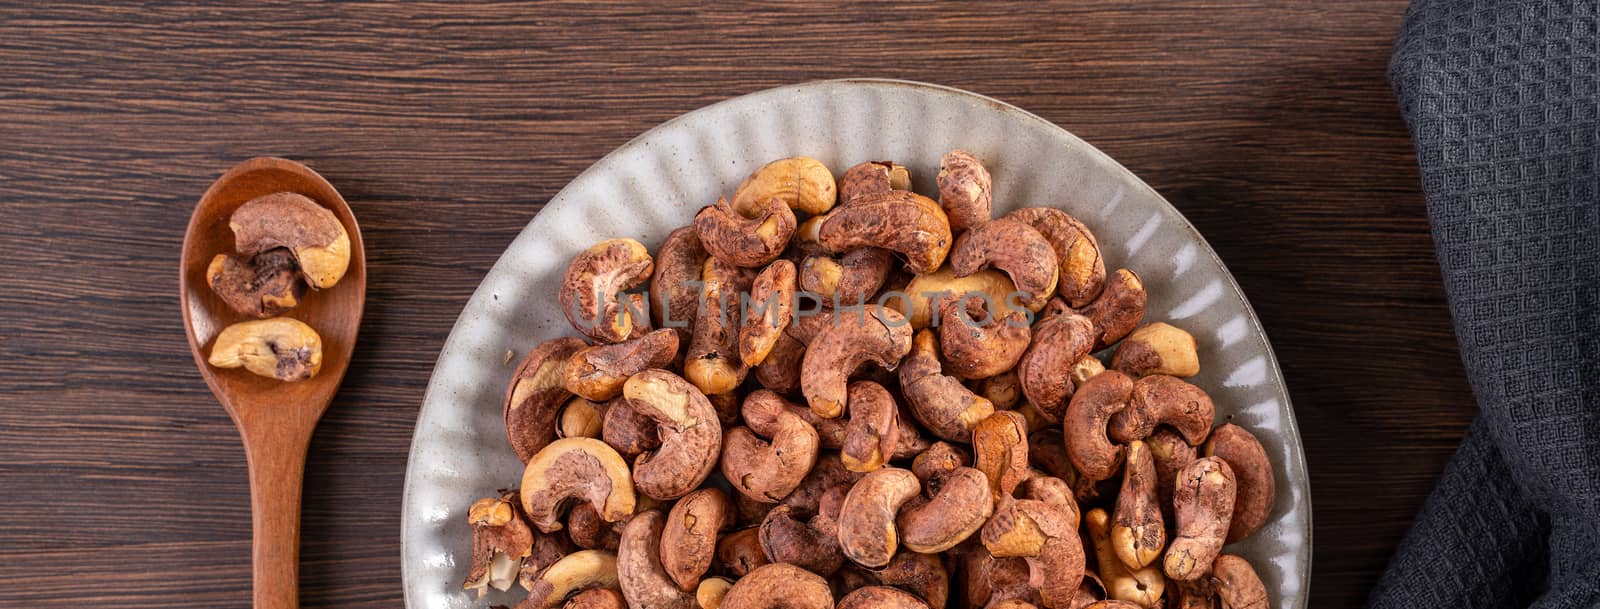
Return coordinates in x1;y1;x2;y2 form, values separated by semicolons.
899;329;995;441
780;451;865;514
951;218;1059;311
558;397;608;440
1204;424;1276;543
650;226;708;343
207;317;323;381
872;550;951;609
800;246;894;307
617;510;696;609
896;464;994;553
1063;370;1134;482
600;396;662;459
229;192;351;288
738;260;796;367
1211;555;1269;609
973;410;1031;500
1165;457;1237;582
661;488;732;591
1173;577;1217;609
1107;375;1215;445
1085;508;1163;608
937;149;993;233
1004;207;1104;309
1017;300;1096;422
839;160;912;204
938;294;1032;380
623;370;723;500
504;337;587;463
557;589;629;609
818;189;953;274
719;563;833;609
696;196;797;268
715;528;770;578
979;485;1085;608
685;257;755;395
520;437;637;533
1147;427;1198;520
523;549;622;609
566;328;680;402
561;238;654;343
801;304;913;419
721;389;821;502
731;156;838;217
1112;322;1200;378
463;492;535;597
962;545;1038;609
207;249;305;318
840;586;929;609
567;503;622;551
1076;269;1145;350
759;502;845;576
838;380;902;472
837;466;922;568
1111;441;1165;570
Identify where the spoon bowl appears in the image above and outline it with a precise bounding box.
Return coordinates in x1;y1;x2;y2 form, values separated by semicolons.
180;157;365;609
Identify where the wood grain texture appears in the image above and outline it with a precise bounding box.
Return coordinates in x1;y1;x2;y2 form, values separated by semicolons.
0;2;1463;609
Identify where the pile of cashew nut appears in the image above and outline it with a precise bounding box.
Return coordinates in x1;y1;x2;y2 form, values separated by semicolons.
205;192;352;381
467;154;1277;609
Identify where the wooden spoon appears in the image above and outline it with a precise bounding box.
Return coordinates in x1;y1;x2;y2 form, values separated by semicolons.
180;157;366;609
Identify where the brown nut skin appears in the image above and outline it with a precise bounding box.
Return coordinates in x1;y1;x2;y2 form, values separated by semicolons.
566;328;681;402
1108;375;1216;446
1204;424;1276;543
1076;269;1145;350
839;380;902;472
1112;323;1200;378
897;465;994;553
206;249;305;318
937;150;993;233
1018;302;1097;422
722;390;822;503
837;466;922;568
899;329;996;441
874;550;951;609
801;305;914;419
732;156;838;217
624;370;723;500
520;437;638;533
601;397;662;459
463;492;536;596
559;397;609;440
561;238;654;343
1084;508;1163;608
716;528;770;577
1111;441;1165;570
801;246;894;308
760;503;846;576
938;294;1033;380
697;196;797;269
1165;457;1237;582
563;589;629;609
839;586;929;609
1210;555;1269;609
1063;370;1134;482
617;510;696;609
651;226;708;343
521;549;622;609
740;260;797;367
973;410;1031;499
662;488;733;591
963;546;1039;609
818;189;953;275
1004;208;1104;309
505;337;588;462
686;257;756;395
1146;427;1198;521
911;441;971;482
980;494;1085;609
567;503;623;551
721;563;834;609
975;369;1023;410
839;160;912;204
951;218;1059;311
229;192;351;288
207;317;323;381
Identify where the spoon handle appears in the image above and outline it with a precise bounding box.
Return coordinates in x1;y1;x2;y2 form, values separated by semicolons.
241;421;315;609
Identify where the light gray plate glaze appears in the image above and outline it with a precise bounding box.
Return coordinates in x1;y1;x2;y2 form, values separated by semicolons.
402;79;1310;609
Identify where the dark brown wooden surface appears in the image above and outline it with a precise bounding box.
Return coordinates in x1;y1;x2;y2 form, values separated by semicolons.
0;2;1469;609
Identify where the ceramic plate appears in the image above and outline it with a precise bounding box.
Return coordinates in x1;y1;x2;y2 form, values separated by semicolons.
402;79;1311;609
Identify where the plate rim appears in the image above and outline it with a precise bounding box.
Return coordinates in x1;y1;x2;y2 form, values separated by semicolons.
401;77;1312;608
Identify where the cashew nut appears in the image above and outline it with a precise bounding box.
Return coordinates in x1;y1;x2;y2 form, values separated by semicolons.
716;528;770;578
1107;375;1215;446
651;226;708;343
623;370;723;500
962;545;1038;609
1210;555;1269;609
520;437;637;532
661;488;733;591
973;410;1031;499
800;247;894;307
600;396;662;459
720;563;833;609
938;294;1032;380
839;380;902;472
567;328;680;401
504;337;587;462
781;451;865;514
1004;207;1104;309
1077;269;1145;350
524;549;622;609
894;265;1028;329
722;388;820;502
873;550;951;609
1204;424;1275;543
206;249;305;318
228;192;351;288
801;305;913;419
559;589;629;609
818;189;953;275
562;238;654;343
697;197;797;268
951;218;1058;311
1111;441;1165;570
759;503;845;576
739;260;796;366
1173;577;1217;609
731;157;838;217
618;510;696;609
899;329;995;441
897;464;993;553
463;492;535;597
937;150;993;233
1165;457;1237;581
1063;370;1134;482
979;489;1085;609
567;502;623;551
1112;322;1200;378
837;467;922;568
975;369;1023;410
697;578;734;609
1084;508;1163;608
838;160;911;204
1017;301;1096;422
1146;427;1197;521
558;397;609;440
207;317;323;381
840;586;929;609
685;258;754;395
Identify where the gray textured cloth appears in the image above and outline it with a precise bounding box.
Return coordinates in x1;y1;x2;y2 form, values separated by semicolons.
1372;1;1599;608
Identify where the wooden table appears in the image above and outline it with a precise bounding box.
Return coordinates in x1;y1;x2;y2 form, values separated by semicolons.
0;2;1469;608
